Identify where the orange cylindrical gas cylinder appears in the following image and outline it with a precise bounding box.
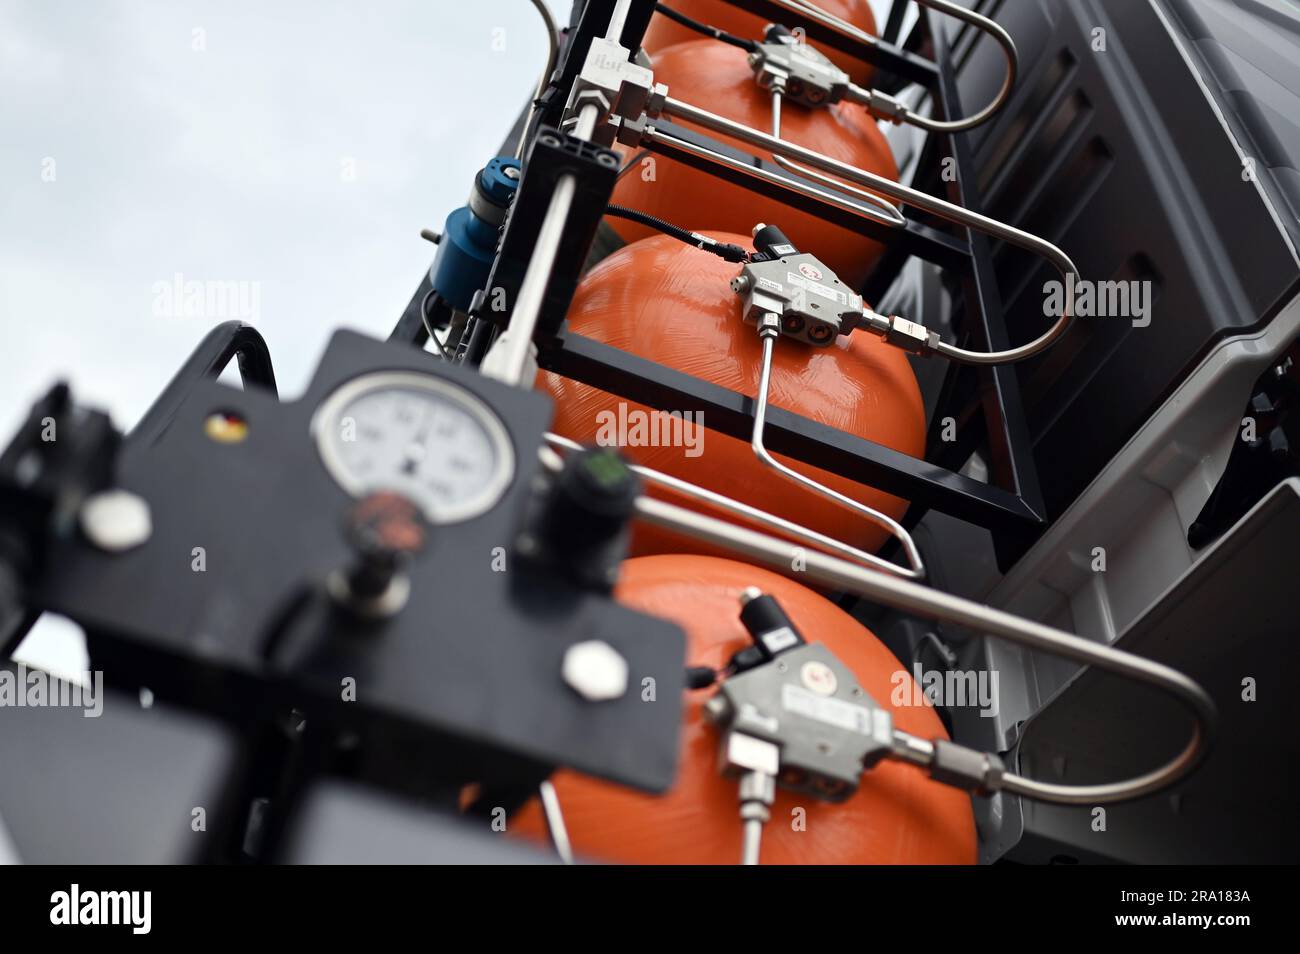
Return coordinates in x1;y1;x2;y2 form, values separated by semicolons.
642;0;879;85
536;231;925;562
511;555;977;865
609;39;897;288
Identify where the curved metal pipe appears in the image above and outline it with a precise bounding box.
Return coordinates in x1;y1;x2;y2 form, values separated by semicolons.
646;124;906;230
543;432;920;579
775;0;1018;133
750;320;926;579
653;95;1080;365
628;491;1217;806
770;88;906;227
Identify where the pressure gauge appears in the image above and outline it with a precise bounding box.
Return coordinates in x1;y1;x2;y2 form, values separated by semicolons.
312;371;515;524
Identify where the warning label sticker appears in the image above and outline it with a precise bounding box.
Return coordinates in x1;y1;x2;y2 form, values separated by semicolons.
787;272;848;307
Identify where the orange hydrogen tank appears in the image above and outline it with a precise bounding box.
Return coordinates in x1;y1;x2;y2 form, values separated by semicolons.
642;0;880;84
511;555;977;865
535;230;925;561
609;39;898;288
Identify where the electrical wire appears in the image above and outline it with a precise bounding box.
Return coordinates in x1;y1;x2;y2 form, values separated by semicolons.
605;204;751;262
653;2;759;53
419;288;452;360
515;0;561;160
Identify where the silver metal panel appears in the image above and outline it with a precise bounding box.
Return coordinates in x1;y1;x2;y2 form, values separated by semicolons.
1002;478;1300;863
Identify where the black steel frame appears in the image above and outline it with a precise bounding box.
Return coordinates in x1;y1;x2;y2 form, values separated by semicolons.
402;0;1049;563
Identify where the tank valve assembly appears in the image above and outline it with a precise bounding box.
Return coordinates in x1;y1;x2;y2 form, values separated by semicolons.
731;222;943;356
730;223;864;346
748;24;907;121
704;587;895;863
749;24;851;109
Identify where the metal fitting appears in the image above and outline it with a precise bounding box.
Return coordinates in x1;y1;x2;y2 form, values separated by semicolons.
614;113;649;148
859;308;942;355
645;82;669;119
738;769;777;820
566;36;654;146
750;38;849;109
733;253;864;347
855;87;909;124
929;739;1006;795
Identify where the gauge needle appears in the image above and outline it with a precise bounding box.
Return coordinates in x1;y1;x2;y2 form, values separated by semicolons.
401;405;435;475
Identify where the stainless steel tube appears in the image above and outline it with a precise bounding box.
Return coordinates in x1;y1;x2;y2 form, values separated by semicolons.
631;492;1216;805
657;94;1079;365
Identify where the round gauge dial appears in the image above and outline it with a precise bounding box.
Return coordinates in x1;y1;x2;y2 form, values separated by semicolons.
313;371;515;524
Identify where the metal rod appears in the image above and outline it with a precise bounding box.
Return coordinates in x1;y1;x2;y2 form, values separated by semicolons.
487;103;600;386
543;432;922;578
132;321;277;445
629;492;1216;805
770;88;906;227
882;0;1018;133
644;125;905;232
749;316;925;578
655;94;1079;365
741;817;763;865
763;0;880;48
483;176;576;386
540;332;1045;530
607;0;635;41
538;780;574;864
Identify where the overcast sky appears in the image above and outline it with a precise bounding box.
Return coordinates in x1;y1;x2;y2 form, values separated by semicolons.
1;0;892;674
0;1;567;436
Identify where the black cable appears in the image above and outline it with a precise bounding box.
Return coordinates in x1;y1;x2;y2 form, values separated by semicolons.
605;204;750;263
654;2;759;53
419;288;451;360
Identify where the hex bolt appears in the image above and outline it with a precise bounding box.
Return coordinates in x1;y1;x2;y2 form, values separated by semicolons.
79;490;152;552
562;640;629;701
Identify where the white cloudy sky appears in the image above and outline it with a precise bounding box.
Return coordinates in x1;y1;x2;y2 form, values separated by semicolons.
1;0;893;673
0;0;568;438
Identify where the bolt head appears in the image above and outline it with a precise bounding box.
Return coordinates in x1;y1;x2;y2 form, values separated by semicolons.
79;490;152;552
562;640;629;701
